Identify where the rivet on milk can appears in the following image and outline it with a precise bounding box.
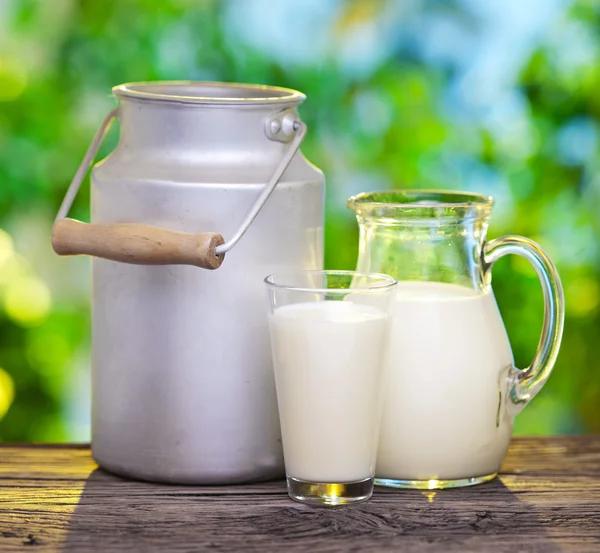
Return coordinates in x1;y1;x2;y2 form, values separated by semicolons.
52;82;325;484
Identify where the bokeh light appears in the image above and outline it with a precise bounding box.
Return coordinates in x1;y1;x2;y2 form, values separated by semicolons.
0;367;14;420
0;57;27;102
4;276;51;326
0;0;599;441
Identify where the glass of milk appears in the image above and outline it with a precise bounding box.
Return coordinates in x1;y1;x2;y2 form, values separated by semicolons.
265;270;397;506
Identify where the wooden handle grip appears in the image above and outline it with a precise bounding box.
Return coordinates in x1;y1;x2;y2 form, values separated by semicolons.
51;218;225;270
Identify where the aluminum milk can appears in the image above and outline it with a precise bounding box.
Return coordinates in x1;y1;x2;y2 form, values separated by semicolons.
52;82;325;484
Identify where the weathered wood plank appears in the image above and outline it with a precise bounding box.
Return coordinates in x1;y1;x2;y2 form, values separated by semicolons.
0;438;599;552
2;474;600;500
2;436;600;480
0;445;95;480
2;485;600;552
500;436;600;475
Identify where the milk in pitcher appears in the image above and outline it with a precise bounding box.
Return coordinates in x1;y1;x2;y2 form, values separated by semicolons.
348;190;565;488
376;281;514;485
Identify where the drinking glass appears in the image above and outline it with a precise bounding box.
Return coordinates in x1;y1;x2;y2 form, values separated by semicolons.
265;270;397;506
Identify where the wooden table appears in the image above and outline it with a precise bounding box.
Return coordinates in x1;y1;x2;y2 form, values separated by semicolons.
1;437;599;552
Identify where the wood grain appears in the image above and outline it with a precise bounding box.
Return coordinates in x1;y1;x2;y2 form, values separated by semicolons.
51;218;225;270
0;437;599;552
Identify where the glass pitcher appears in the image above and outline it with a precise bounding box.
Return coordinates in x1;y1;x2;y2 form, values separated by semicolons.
347;190;564;489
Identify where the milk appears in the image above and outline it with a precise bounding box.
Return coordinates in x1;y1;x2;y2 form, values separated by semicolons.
377;281;514;482
269;301;388;483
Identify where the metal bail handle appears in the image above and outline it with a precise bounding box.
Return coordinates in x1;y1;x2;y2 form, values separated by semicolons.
51;108;307;270
216;114;306;254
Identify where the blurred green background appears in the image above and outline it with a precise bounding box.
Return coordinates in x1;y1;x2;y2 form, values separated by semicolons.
0;0;598;442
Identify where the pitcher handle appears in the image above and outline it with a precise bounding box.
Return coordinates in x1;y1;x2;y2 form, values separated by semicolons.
483;236;565;408
52;109;307;268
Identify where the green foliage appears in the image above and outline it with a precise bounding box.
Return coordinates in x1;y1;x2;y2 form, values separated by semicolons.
0;0;598;440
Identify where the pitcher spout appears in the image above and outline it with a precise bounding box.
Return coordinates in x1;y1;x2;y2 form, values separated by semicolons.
348;190;494;291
